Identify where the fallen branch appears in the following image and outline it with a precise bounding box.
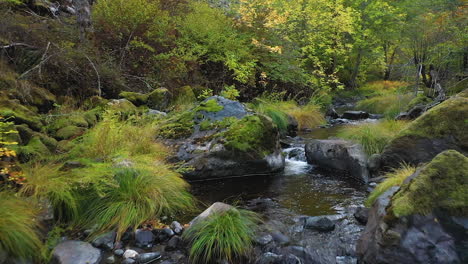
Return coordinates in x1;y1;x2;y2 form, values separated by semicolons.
0;43;37;50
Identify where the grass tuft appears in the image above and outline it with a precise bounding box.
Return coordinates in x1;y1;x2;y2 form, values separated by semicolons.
356;93;413;118
183;208;260;264
19;162;79;220
0;190;43;260
81;165;194;240
365;164;416;207
337;120;408;155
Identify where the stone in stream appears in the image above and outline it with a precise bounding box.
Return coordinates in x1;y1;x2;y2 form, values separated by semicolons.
341;111;369;120
357;150;468;264
121;259;137;264
305;139;369;183
113;249;124;257
52;240;102;264
255;234;274;246
325;107;339;119
123;249;139;259
303;216;335;232
270;231;290;245
91;231;116;251
189;202;234;226
165;236;182;251
153;228;174;243
137;252;162;264
135;229;154;248
162;96;284;181
105;255;115;264
170;221;183;235
353;206;369;225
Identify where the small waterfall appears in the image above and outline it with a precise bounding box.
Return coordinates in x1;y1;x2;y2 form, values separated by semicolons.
283;146;312;175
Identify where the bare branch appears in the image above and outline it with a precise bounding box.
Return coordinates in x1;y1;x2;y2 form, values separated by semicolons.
85;55;101;97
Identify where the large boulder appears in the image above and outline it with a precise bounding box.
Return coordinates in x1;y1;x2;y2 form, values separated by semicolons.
158;96;285;180
357;150;468;264
189;202;234;227
305;139;369;183
379;91;467;170
52;240;102;264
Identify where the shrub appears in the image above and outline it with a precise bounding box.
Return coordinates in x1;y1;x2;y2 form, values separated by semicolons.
0;190;43;260
337;120;408;155
82;166;194;239
183;208;260;263
365;164;416;207
356;93;413;118
19;162;79;220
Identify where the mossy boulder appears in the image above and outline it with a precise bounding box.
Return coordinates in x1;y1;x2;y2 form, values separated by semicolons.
16;136;50;162
157;96;284;180
119;88;170;110
379;92;468;170
0;98;43;130
391;150;468;217
357;150;468;264
55;125;86;140
107;99;137;113
406;93;432;110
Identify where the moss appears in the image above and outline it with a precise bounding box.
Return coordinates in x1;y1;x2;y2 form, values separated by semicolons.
55;125;86;140
35;133;58;151
147;88;169;109
172;86;197;110
83;96;109;109
0;100;43;131
407;94;432;110
199;117;237;131
57;140;76;153
47;114;89;133
16;136;50;162
398;96;468;148
156;111;195;139
391;150;468;217
197;99;224;112
82;109;100;126
107;99;137;113
222;115;277;156
15;124;34;144
119;91;149;106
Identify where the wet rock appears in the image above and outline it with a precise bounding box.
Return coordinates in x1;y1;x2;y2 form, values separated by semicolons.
256;252;282;264
137;252;161;264
113;249;124;257
325;107;339;119
368;114;383;119
166;236;181;251
303;216;335;232
353;207;369;225
135;229;154;248
52;240;101;264
147;109;167;116
271;231;290;245
123;249;139;259
153;228;174;243
255;234;274;246
305;139;369;183
170;221;183;235
92;231;116;251
367;154;381;176
280;254;302;264
121;259;136;264
105;255;115;264
396;105;426;121
282;246;318;264
341;111;369;120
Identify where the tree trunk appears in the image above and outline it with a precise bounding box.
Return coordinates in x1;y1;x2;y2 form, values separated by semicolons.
350;48;362;89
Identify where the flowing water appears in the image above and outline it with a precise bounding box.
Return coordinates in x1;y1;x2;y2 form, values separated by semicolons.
191;124;370;217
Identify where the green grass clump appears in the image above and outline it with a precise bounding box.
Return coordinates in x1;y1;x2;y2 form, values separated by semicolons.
0;191;43;260
406;93;432;110
19;162;80;220
337;120;408;155
391;150;468;217
82;166;194;240
365;164;416;207
183;208;260;264
358;80;410;97
356;93;413;118
249;97;325;132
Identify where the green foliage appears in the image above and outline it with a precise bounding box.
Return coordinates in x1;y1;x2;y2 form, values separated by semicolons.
0;190;43;260
358;81;410;97
365;164;416;207
155;111;195;139
220;85;240;100
338;120;408;155
391;150;468;217
83;166;194;239
356;93;413;118
183;208;260;263
197;99;224;112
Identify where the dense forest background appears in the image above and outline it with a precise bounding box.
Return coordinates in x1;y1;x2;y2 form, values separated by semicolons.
1;0;467;103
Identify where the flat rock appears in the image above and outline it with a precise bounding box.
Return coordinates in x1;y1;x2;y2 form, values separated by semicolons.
52;240;101;264
303;216;335;232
